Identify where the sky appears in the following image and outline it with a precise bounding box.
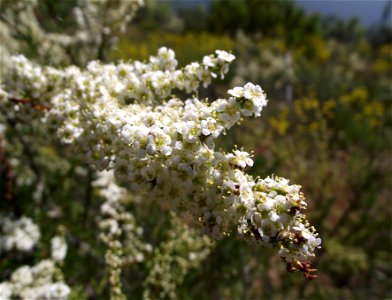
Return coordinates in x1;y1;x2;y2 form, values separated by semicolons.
297;0;391;27
171;0;392;27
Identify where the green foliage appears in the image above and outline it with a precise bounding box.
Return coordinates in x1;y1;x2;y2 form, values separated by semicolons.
112;31;233;66
207;0;321;46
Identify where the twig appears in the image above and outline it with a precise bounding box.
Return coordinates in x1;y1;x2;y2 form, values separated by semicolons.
0;135;13;201
82;168;93;227
9;97;50;111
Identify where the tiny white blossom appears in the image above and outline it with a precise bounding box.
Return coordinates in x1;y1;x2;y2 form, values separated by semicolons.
45;282;71;300
0;282;13;299
215;50;235;63
228;86;244;98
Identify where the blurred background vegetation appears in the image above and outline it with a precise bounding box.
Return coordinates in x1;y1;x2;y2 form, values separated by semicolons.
1;0;391;299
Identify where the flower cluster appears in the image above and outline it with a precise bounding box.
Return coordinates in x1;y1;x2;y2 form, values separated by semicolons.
51;236;67;263
238;177;321;261
0;229;70;300
0;0;144;67
1;47;320;279
0;216;40;253
0;260;70;300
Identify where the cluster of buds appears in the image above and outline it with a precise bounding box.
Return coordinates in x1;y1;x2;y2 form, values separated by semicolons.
94;170;152;299
286;259;318;280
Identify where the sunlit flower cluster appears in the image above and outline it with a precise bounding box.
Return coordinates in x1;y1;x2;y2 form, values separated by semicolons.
1;46;320;279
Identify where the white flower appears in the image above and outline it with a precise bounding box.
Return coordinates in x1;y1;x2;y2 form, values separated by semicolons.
257;197;275;211
179;121;200;143
222;180;237;192
158;47;175;60
33;260;55;279
0;217;40;253
20;286;46;300
146;126;172;156
227;150;253;168
243;82;264;100
215;50;235;63
200;117;222;137
0;282;13;299
45;282;71;300
11;266;33;287
51;236;67;262
239;181;255;208
227;86;244;98
216;98;241;124
203;55;217;67
227;83;267;117
269;211;280;222
156;47;177;70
